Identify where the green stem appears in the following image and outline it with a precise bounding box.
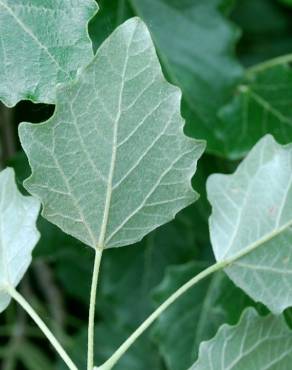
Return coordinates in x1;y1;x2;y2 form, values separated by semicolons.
7;286;78;370
96;220;290;370
96;260;226;370
87;248;103;370
246;53;292;76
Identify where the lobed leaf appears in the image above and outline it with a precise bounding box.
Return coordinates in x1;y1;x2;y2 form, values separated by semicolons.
208;135;292;313
19;17;205;250
0;0;97;106
191;308;292;370
0;168;40;313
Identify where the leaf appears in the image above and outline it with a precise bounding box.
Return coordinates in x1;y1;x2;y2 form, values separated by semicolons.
19;17;205;250
207;134;292;314
218;63;292;159
0;0;98;106
152;262;254;370
0;167;40;313
8;151;83;260
130;0;243;154
10;149;203;319
191;308;292;370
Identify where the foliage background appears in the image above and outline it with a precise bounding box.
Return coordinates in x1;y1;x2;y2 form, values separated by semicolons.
1;0;292;369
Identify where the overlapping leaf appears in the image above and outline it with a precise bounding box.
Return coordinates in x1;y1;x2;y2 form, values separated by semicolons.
0;168;40;313
219;62;292;159
0;0;97;106
130;0;243;154
208;135;292;313
191;308;292;370
152;263;253;370
19;17;205;250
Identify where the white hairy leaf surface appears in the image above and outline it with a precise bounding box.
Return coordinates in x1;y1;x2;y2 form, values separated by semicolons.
0;0;97;106
19;17;205;249
208;135;292;313
191;308;292;370
0;168;40;313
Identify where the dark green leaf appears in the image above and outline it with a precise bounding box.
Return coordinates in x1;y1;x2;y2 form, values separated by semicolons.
219;63;292;159
152;262;254;370
130;0;243;155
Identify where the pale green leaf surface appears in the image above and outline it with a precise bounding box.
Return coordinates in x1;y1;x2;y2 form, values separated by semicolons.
0;167;40;313
208;135;292;313
152;263;253;370
0;0;98;106
191;308;292;370
219;63;292;159
19;17;205;249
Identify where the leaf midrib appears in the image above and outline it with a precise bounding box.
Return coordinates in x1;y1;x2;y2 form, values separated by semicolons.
224;220;292;265
221;156;292;262
248;89;292;128
97;26;135;249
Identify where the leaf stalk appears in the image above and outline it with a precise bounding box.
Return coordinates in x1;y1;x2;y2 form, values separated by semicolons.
246;52;292;76
7;286;78;370
96;260;227;370
87;248;103;370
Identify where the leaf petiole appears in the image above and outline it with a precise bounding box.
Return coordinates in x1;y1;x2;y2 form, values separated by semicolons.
95;260;227;370
87;248;103;370
246;52;292;76
7;285;78;370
